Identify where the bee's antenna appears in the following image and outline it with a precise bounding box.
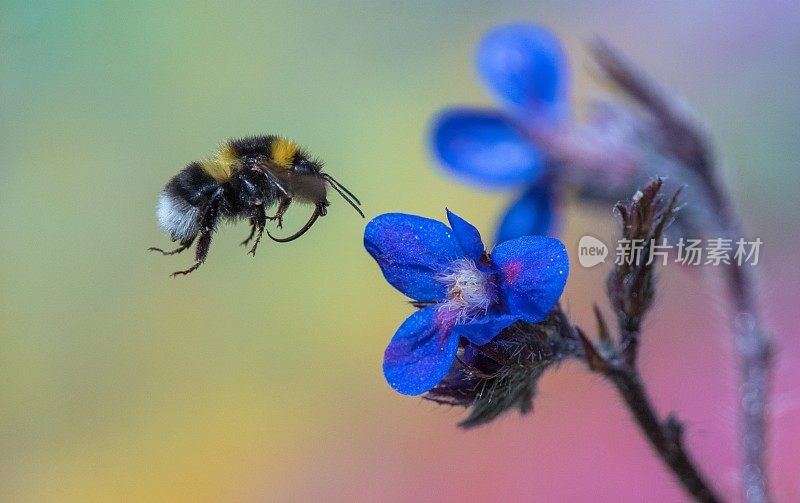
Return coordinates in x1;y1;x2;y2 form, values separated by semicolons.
267;205;323;242
329;183;365;218
323;174;364;218
323;174;361;205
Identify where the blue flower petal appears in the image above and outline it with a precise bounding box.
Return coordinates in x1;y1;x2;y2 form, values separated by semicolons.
446;209;485;261
383;306;460;395
495;182;555;244
365;213;464;302
493;236;569;322
476;23;568;124
431;107;544;188
453;313;520;345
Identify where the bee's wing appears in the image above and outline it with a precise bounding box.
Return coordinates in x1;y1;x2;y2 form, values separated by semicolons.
251;159;291;197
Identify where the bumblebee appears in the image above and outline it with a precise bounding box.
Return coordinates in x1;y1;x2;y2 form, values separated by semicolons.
150;135;363;276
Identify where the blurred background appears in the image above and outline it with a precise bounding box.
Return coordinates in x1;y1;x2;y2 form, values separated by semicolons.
1;1;798;501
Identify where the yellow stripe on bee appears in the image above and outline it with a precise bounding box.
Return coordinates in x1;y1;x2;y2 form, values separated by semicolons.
271;137;298;168
200;143;238;183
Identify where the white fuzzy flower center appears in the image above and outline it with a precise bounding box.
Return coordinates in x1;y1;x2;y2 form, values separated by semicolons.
435;258;496;325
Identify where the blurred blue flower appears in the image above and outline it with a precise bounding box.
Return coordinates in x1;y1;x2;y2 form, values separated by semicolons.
431;23;569;244
364;209;569;395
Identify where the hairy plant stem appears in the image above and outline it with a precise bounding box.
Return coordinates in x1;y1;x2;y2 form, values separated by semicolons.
576;322;721;503
726;255;772;503
591;39;774;500
707;175;772;503
605;361;720;503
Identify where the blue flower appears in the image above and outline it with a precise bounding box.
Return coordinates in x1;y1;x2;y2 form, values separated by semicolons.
430;23;569;244
364;209;569;395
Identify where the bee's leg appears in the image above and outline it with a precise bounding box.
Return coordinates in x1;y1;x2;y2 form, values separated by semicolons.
171;230;211;276
247;206;267;256
240;217;258;247
149;237;195;256
171;195;221;277
267;197;292;229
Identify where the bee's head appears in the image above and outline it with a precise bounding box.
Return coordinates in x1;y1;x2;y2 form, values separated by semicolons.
280;142;364;218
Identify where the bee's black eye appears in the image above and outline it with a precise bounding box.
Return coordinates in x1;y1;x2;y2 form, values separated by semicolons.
294;159;317;175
